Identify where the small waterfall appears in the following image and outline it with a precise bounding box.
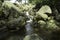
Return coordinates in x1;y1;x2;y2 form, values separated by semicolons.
25;11;34;35
24;11;43;40
25;21;33;35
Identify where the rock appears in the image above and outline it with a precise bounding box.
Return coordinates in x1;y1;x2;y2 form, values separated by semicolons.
37;5;52;14
23;34;43;40
46;20;58;30
38;20;46;28
36;5;52;20
38;20;46;24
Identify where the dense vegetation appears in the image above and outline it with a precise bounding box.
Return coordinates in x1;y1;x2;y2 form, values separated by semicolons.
0;0;60;40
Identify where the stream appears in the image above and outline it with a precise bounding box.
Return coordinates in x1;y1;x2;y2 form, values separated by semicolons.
1;11;43;40
2;0;43;40
25;11;34;35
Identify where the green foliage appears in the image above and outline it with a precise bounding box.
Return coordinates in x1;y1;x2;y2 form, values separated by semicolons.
0;0;60;40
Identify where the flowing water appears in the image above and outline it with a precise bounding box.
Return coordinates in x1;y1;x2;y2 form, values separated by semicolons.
25;11;34;35
2;0;43;39
24;12;43;40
